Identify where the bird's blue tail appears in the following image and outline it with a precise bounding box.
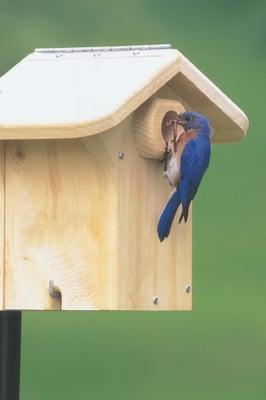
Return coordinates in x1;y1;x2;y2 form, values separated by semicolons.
157;189;181;242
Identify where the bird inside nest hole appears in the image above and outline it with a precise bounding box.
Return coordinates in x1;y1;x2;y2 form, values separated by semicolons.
161;111;184;172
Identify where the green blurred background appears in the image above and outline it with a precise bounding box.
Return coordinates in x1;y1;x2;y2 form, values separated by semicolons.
1;1;265;399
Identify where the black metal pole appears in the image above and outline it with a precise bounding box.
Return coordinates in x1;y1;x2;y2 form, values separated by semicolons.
0;311;22;400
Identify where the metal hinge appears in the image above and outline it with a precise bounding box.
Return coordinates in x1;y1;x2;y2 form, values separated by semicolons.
35;44;172;54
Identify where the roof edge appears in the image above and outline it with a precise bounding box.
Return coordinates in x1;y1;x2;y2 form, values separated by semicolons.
179;53;249;136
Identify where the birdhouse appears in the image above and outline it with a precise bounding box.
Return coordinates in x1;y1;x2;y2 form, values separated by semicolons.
0;44;248;311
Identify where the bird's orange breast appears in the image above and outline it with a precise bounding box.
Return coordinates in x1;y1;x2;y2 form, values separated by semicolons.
175;129;197;159
166;129;197;188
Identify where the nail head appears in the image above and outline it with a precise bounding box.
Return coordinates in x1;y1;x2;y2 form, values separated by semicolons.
185;285;191;294
117;151;125;159
153;297;159;305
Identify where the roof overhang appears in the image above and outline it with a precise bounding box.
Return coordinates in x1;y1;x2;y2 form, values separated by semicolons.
0;45;248;142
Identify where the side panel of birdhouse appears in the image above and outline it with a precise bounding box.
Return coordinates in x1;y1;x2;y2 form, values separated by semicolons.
0;142;4;309
114;116;192;310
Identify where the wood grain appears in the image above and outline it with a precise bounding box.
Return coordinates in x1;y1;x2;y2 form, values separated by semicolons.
0;48;248;143
4;116;191;310
117;116;191;310
133;98;185;159
4;139;117;310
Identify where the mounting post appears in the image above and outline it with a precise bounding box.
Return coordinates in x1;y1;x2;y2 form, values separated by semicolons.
0;311;22;400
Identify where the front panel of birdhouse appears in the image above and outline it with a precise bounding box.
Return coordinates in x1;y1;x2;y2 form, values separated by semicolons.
0;115;192;311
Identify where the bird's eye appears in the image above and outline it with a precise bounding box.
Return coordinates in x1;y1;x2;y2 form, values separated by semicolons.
185;115;191;121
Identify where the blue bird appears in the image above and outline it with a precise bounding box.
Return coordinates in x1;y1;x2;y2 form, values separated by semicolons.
157;111;211;241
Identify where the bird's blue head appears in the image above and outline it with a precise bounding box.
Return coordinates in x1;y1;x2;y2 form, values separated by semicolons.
177;111;211;137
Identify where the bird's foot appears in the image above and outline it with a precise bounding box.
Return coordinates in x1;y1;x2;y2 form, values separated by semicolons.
158;150;171;164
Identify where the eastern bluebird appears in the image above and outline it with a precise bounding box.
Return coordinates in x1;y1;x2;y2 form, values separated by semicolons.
157;111;211;241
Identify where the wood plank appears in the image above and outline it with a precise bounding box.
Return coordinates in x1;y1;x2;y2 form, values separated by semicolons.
117;116;192;310
82;132;119;310
4;139;118;310
0;49;180;139
0;142;4;309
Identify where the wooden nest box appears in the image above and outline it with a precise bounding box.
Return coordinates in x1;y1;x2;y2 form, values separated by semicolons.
0;44;248;311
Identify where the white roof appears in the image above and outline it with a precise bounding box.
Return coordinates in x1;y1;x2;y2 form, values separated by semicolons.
0;45;248;141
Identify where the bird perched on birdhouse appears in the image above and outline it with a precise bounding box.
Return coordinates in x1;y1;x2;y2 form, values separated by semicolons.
158;111;211;241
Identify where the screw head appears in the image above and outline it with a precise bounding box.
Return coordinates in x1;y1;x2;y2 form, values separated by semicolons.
185;285;191;294
117;151;125;159
153;297;159;305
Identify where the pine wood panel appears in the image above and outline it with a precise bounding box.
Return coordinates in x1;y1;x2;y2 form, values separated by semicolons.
116;117;191;310
0;49;179;139
4;138;118;310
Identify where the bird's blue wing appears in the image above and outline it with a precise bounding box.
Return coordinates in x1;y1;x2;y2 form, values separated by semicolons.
157;188;181;241
179;138;210;222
